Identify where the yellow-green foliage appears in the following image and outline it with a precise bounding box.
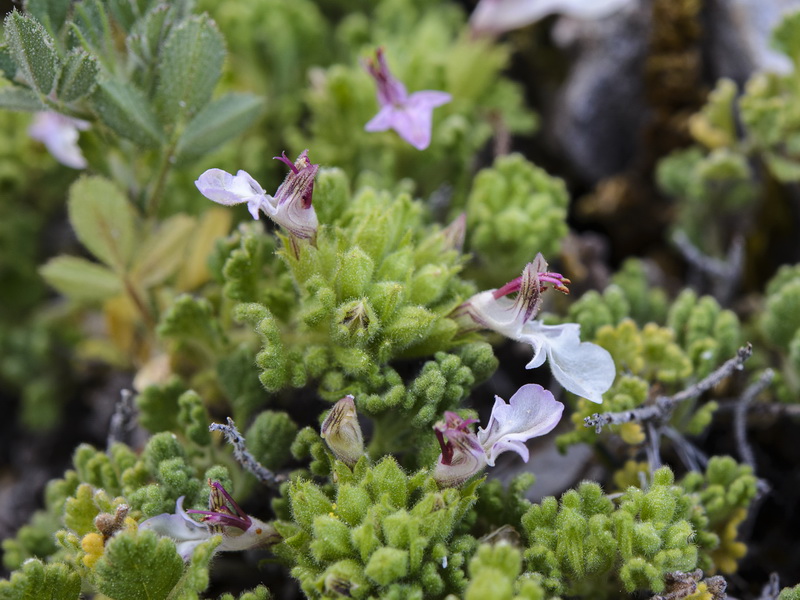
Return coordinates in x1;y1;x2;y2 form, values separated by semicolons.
274;456;481;599
680;457;757;574
567;260;669;340
521;469;700;597
465;154;568;286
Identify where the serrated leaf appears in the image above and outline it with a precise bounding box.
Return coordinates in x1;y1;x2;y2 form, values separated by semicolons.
56;48;98;102
3;11;60;95
0;86;45;111
40;255;122;300
129;214;195;288
0;45;17;80
176;93;263;163
23;0;71;36
0;559;81;600
67;176;137;271
155;15;225;127
91;78;163;147
95;530;185;600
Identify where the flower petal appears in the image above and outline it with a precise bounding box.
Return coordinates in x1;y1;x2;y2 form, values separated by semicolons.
407;91;452;110
470;0;633;35
195;168;266;208
29;112;89;169
521;322;615;403
139;497;208;542
477;383;564;466
389;106;435;150
365;106;397;132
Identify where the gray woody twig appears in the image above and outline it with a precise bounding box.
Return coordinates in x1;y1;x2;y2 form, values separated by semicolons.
210;417;286;488
672;230;744;305
585;344;753;433
107;389;137;450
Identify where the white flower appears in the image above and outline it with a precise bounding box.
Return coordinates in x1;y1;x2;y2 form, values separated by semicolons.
29;112;90;169
139;481;279;561
470;0;634;36
195;150;319;239
433;384;564;487
454;254;615;403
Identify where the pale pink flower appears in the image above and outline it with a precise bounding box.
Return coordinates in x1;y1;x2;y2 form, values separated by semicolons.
364;48;451;150
29;111;90;169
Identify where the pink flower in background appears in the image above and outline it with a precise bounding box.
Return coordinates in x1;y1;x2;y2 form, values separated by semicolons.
29;112;90;169
433;384;564;487
470;0;633;36
195;150;319;239
364;48;451;150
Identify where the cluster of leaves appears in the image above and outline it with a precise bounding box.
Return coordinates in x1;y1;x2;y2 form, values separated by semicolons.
760;263;800;402
274;454;481;599
465;154;569;287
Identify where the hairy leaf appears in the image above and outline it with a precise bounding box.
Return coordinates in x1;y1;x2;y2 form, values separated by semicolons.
39;255;122;301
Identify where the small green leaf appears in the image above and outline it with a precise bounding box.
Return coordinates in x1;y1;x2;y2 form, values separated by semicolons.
69;0;113;58
91;78;163;147
3;11;60;95
94;530;185;600
175;93;263;163
67;176;137;271
39;255;122;301
155;15;225;127
0;86;45;111
23;0;72;37
126;4;173;90
56;48;98;102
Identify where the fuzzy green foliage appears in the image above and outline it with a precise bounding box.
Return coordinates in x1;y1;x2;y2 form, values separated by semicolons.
274;456;481;599
463;543;551;600
89;528;221;600
680;456;757;574
218;587;272;600
667;290;742;378
567;259;669;340
465;154;568;286
779;584;800;600
521;469;700;597
219;169;497;427
246;410;300;471
761;263;800;352
0;559;81;600
472;474;535;536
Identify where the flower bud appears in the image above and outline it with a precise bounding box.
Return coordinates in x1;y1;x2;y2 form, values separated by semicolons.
321;395;364;467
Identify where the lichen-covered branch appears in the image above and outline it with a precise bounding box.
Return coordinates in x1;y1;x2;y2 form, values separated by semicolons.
585;344;752;433
209;418;286;488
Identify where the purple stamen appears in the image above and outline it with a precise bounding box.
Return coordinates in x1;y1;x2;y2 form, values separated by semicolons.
273;151;299;174
185;509;251;531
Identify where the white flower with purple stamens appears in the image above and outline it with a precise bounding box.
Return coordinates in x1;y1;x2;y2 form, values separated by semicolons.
29;112;90;169
433;384;564;487
195;150;319;240
364;48;451;151
453;253;615;403
139;480;279;561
